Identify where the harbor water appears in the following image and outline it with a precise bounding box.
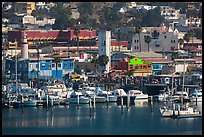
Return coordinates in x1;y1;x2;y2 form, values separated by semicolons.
2;101;202;135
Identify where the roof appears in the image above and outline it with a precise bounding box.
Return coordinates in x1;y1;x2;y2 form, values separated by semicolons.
44;53;79;58
143;58;173;63
124;52;163;58
175;26;189;32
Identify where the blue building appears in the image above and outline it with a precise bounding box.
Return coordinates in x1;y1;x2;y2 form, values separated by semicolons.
5;57;75;84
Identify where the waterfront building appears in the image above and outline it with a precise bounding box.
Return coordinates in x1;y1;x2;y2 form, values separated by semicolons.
5;57;74;84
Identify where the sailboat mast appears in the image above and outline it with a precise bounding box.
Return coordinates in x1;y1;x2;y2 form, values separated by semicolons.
181;58;186;104
171;62;174;96
15;39;18;96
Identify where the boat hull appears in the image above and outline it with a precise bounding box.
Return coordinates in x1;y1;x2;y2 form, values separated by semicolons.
69;97;90;104
23;100;37;107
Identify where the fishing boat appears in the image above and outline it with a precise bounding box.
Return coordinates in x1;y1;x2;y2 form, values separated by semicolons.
170;91;191;103
159;103;202;118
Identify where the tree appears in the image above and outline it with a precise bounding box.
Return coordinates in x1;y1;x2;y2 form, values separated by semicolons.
53;57;61;82
183;33;190;43
98;55;109;67
91;57;99;73
77;2;93;17
50;4;72;30
142;7;165;27
178;38;184;48
188;29;196;43
144;35;152;52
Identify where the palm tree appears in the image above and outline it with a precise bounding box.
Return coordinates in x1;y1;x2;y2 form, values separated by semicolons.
91;56;99;73
98;55;109;74
144;35;152;52
183;33;190;43
74;26;80;55
98;55;109;67
53;57;61;82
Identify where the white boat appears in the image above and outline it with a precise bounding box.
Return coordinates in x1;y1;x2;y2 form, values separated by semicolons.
69;91;90;104
134;99;148;107
170;91;191;103
91;95;106;103
96;89;118;102
159;103;201;118
110;89;127;96
156;92;169;101
23;97;37;107
82;90;106;103
128;89;149;100
189;90;202;102
41;94;60;105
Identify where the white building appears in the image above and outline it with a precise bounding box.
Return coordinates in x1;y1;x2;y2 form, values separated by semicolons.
185;17;202;28
9;14;55;26
160;6;181;20
98;31;111;74
131;26;178;54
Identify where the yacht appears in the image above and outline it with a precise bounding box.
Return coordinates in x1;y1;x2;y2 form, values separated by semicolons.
128;89;149;100
97;90;118;102
68;91;90;104
82;89;106;103
22;96;37;107
110;88;128;102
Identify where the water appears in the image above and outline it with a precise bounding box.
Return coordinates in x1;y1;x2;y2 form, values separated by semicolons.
2;101;202;135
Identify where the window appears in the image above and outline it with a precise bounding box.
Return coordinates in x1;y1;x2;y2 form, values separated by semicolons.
42;64;45;68
36;64;39;68
164;35;166;39
143;65;147;69
64;63;67;68
58;64;61;68
134;40;136;43
151;30;160;39
52;63;55;68
129;65;133;69
135;65;139;69
103;41;106;46
148;64;151;68
70;63;73;67
48;64;51;69
135;46;137;49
